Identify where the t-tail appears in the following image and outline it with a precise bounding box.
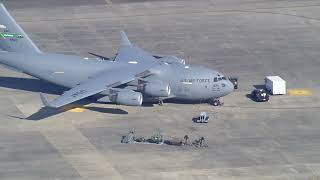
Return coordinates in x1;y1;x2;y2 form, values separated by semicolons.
0;3;41;53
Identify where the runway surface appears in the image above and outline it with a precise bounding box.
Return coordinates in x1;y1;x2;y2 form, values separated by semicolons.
0;0;320;179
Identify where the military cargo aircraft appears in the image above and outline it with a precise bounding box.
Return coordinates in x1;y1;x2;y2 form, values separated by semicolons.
0;3;233;109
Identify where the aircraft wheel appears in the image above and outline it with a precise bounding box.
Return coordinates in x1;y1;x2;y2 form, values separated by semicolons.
211;98;220;106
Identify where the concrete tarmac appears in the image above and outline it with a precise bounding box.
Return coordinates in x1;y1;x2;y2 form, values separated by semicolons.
0;0;320;179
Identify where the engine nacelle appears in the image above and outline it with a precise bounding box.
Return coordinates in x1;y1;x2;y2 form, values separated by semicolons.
139;82;171;97
109;90;143;106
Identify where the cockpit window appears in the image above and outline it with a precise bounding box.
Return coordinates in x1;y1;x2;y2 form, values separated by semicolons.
214;76;227;82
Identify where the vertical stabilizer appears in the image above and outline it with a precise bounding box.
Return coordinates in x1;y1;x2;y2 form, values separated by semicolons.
0;3;41;53
120;31;132;46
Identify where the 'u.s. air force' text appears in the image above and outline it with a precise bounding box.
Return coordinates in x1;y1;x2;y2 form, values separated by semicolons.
181;79;210;83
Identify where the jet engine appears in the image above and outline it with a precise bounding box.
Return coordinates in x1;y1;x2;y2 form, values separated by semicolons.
138;82;171;97
109;90;143;106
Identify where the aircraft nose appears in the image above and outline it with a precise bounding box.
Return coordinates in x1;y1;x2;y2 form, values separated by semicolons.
225;80;234;95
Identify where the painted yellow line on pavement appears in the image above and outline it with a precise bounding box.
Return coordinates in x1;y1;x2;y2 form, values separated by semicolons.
68;104;91;113
68;107;86;113
287;89;313;96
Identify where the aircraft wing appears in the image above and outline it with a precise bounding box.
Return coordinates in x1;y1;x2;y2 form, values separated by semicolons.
43;68;151;108
41;47;157;108
42;31;159;108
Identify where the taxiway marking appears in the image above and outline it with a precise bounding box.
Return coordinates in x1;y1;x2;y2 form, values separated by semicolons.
68;107;86;113
287;89;313;96
41;127;123;179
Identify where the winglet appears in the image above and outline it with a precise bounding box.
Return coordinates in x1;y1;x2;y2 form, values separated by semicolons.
120;31;132;46
40;93;51;107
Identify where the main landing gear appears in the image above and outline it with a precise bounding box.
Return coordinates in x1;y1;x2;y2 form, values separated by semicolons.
158;99;164;106
210;98;223;106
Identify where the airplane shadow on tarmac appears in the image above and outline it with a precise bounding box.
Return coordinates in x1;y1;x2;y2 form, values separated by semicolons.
1;76;210;120
0;76;68;95
0;77;128;120
23;105;128;121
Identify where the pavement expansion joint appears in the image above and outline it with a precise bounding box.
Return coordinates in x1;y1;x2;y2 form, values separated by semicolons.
40;127;123;180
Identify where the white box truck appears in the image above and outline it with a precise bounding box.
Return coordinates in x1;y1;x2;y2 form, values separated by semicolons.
265;76;286;95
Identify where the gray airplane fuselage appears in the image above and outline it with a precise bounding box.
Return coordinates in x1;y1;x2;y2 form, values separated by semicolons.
0;52;233;102
144;61;233;100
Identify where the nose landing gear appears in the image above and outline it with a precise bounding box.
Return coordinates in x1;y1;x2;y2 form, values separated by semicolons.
210;98;223;106
158;99;164;106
